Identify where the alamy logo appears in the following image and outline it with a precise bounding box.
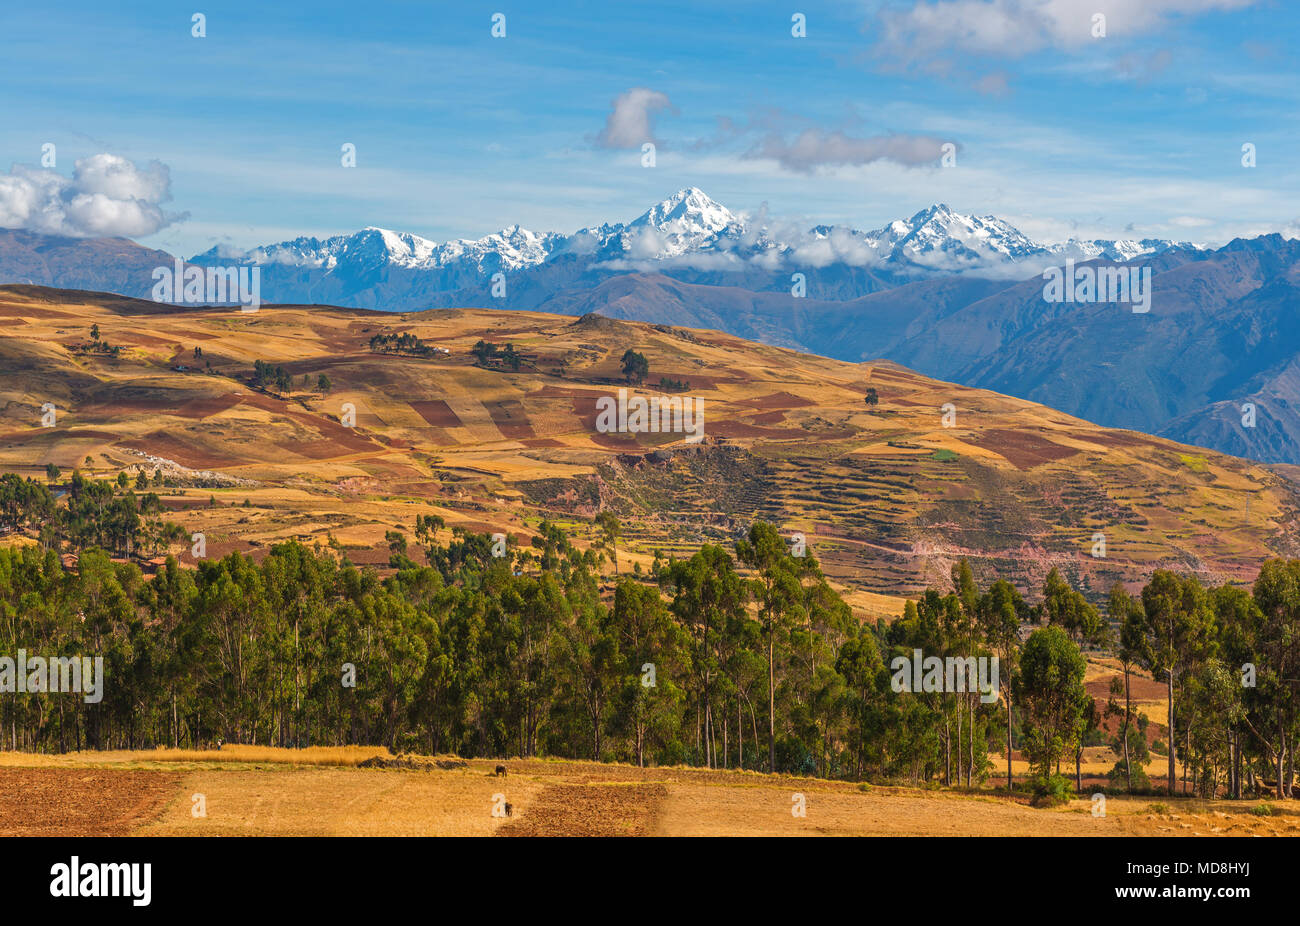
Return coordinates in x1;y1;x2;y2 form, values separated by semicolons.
1041;258;1151;314
50;857;151;906
890;649;1000;704
151;259;261;312
595;388;704;443
0;651;103;703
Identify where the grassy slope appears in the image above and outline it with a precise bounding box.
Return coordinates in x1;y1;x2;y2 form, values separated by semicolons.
0;285;1297;616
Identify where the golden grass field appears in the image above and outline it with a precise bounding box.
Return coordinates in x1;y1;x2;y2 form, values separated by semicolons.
0;285;1296;609
0;745;1293;837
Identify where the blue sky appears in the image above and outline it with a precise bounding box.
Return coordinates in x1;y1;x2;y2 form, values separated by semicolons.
1;0;1297;256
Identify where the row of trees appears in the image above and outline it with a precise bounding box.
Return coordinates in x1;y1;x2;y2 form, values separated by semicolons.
369;332;436;356
1110;565;1300;800
0;472;183;558
250;360;331;395
471;340;523;371
3;490;1300;799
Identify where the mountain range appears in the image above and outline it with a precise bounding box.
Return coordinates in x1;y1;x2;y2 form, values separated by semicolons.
1;188;1298;465
193;187;1190;287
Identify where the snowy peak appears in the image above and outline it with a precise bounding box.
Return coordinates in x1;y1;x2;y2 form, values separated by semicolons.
233;227;439;271
1045;237;1191;262
619;188;744;259
630;188;739;234
433;224;561;271
204;192;1193;277
869;204;1041;267
353;227;439;267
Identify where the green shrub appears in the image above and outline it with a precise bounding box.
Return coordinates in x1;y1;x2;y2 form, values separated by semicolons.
1106;761;1151;791
1027;773;1075;808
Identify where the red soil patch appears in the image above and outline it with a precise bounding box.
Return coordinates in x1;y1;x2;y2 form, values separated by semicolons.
341;546;391;565
0;306;78;319
571;395;603;429
124;432;243;470
389;480;444;498
274;438;353;461
486;401;536;440
1084;430;1159;451
410;400;464;429
175;393;243;419
497;783;666;837
735;391;818;410
43;428;120;441
205;541;267;559
978;429;1079;470
0;767;183;836
643;373;725;390
117;332;186;350
521;438;565;449
1086;673;1168;701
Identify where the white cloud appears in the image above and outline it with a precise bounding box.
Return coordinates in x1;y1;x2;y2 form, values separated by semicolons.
876;0;1257;64
595;88;675;149
0;154;184;238
745;129;950;172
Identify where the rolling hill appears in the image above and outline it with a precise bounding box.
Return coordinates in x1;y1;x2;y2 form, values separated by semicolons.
0;283;1296;616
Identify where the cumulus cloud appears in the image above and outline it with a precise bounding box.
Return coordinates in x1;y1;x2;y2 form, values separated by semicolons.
876;0;1257;63
789;228;886;269
595;87;676;149
0;154;184;238
597;250;750;273
745;129;950;173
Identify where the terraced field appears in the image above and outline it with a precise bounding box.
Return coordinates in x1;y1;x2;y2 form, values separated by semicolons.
1;284;1297;612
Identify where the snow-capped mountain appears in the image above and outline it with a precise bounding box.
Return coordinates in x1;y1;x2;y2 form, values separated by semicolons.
240;224;564;273
244;228;439;270
1045;237;1190;263
616;186;746;258
830;204;1188;270
194;189;1189;283
855;204;1043;268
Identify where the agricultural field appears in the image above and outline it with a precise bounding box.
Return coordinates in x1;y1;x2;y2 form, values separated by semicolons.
0;746;1291;837
0;286;1295;843
0;285;1296;609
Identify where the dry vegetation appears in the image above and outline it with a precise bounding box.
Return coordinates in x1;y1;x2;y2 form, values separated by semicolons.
0;285;1296;611
1;747;1293;836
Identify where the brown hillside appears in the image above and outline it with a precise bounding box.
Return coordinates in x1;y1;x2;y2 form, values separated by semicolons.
0;285;1296;617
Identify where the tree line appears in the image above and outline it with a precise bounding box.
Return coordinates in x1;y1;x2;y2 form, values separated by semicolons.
2;474;1300;801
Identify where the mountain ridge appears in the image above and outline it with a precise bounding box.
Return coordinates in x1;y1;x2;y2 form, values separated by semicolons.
3;191;1298;464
